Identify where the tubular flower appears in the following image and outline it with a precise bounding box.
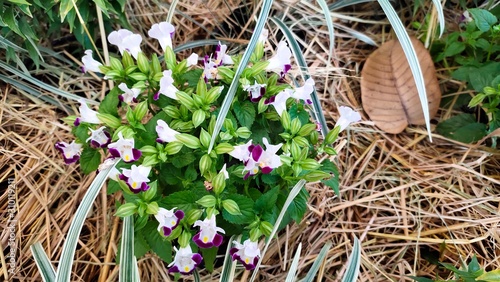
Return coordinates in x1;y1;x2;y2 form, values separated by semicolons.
193;214;225;248
258;28;269;44
98;157;120;180
154;70;178;100
108;29;142;59
107;132;142;163
214;42;233;65
148;21;175;52
156;120;180;143
267;89;292;117
119;165;151;193
118;83;140;104
86;126;111;148
74;99;100;126
202;55;218;82
266;41;292;77
243;138;282;179
81;50;102;73
243;82;266;102
220;164;229;179
55;140;82;164
335;106;361;132
168;245;202;275
290;78;315;104
230;239;261;270
186;53;199;67
154;207;184;236
228;139;253;162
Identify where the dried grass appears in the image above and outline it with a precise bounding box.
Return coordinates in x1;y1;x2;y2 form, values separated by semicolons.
1;0;499;281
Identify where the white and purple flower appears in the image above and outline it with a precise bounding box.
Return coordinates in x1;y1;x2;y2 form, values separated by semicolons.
335;106;361;132
214;42;233;66
107;132;141;163
230;239;261;270
290;78;314;104
202;55;218;83
156;119;180;143
119;164;151;193
243;138;282;179
108;29;142;59
193;214;225;248
243;82;266;102
186;53;199;67
97;157;120;181
154;70;178;100
168;245;203;275
74;98;100;126
118;83;140;104
55;140;82;164
266;41;292;78
86;126;111;148
228;139;253;162
154;207;184;236
148;21;175;52
267;89;292;117
81;50;102;73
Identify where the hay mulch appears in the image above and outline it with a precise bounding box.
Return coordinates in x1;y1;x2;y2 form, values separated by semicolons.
1;0;500;281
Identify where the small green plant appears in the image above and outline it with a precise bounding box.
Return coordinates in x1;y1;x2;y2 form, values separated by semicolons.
432;8;500;144
411;255;500;282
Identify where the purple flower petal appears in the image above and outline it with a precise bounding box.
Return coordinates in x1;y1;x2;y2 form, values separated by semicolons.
251;145;263;162
261;166;272;174
153;92;160;101
212;233;223;247
162;226;173;236
131;148;142;162
108;147;121;159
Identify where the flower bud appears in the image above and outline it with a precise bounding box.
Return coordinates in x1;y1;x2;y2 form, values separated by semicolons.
165;141;183;155
290;118;302;135
140;145;158;154
192;109;206;128
122;51;135;68
259;221;273;237
300;159;321;170
128;72;148;81
199;154;212;176
281;110;291;130
293;136;309;147
163;105;181;119
325;126;340;145
298;123;316;136
236;127;251;139
212;173;226;195
134;101;148;121
143;182;157;202
175;134;200;149
324;147;337;155
164;46;176;70
176;91;195;110
151;53;162;75
196;195;216;208
178;230;191;248
185;209;203;225
97;113;122;128
136;52;150;74
146;202;159;215
303;171;331;182
142;155;159;166
215;143;234;154
110;56;123;71
222;199;241;215
114;202;137;217
199;128;211;149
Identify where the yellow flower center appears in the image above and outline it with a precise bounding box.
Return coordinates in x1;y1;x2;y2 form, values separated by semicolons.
184;266;190;272
124;154;130;161
131;182;137;188
171;220;176;225
245;258;250;263
203;236;209;243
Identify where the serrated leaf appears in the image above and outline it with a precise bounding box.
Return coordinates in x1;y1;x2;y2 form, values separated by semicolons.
99;87;120;116
171;151;196;168
160;191;199;211
254;186;279;214
436;113;487;143
80;147;101;174
233;101;256;129
142;221;172;263
468;8;497;32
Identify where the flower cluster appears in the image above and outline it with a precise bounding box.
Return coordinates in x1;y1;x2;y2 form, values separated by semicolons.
56;21;361;275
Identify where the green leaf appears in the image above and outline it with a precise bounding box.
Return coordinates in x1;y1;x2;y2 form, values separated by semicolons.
436;114;487;143
477;269;500;282
222;194;255;224
201;247;218;272
170;150;196;168
302;241;332;282
233;101;256;129
444;41;465;57
254;186;279;214
160;191;199;211
142;221;172;263
284;187;308;223
93;0;109;15
469;8;498;32
341;237;362;282
99;87;120;116
59;0;73;23
408;277;434;282
4;7;24;37
80;147;101;174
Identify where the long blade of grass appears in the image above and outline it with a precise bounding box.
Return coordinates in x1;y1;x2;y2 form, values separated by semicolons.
300;241;332;282
119;216;137;281
0;61;98;105
173;40;222;53
55;161;118;282
328;0;374;10
166;0;179;23
30;242;56;282
315;0;335;55
250;179;307;282
377;0;432;141
193;269;201;282
0;74;63;108
341;237;361;282
207;0;274;153
285;242;302;282
270;17;328;138
219;235;240;282
431;0;445;37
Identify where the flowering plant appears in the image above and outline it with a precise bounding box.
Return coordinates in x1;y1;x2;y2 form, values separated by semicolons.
57;21;360;275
